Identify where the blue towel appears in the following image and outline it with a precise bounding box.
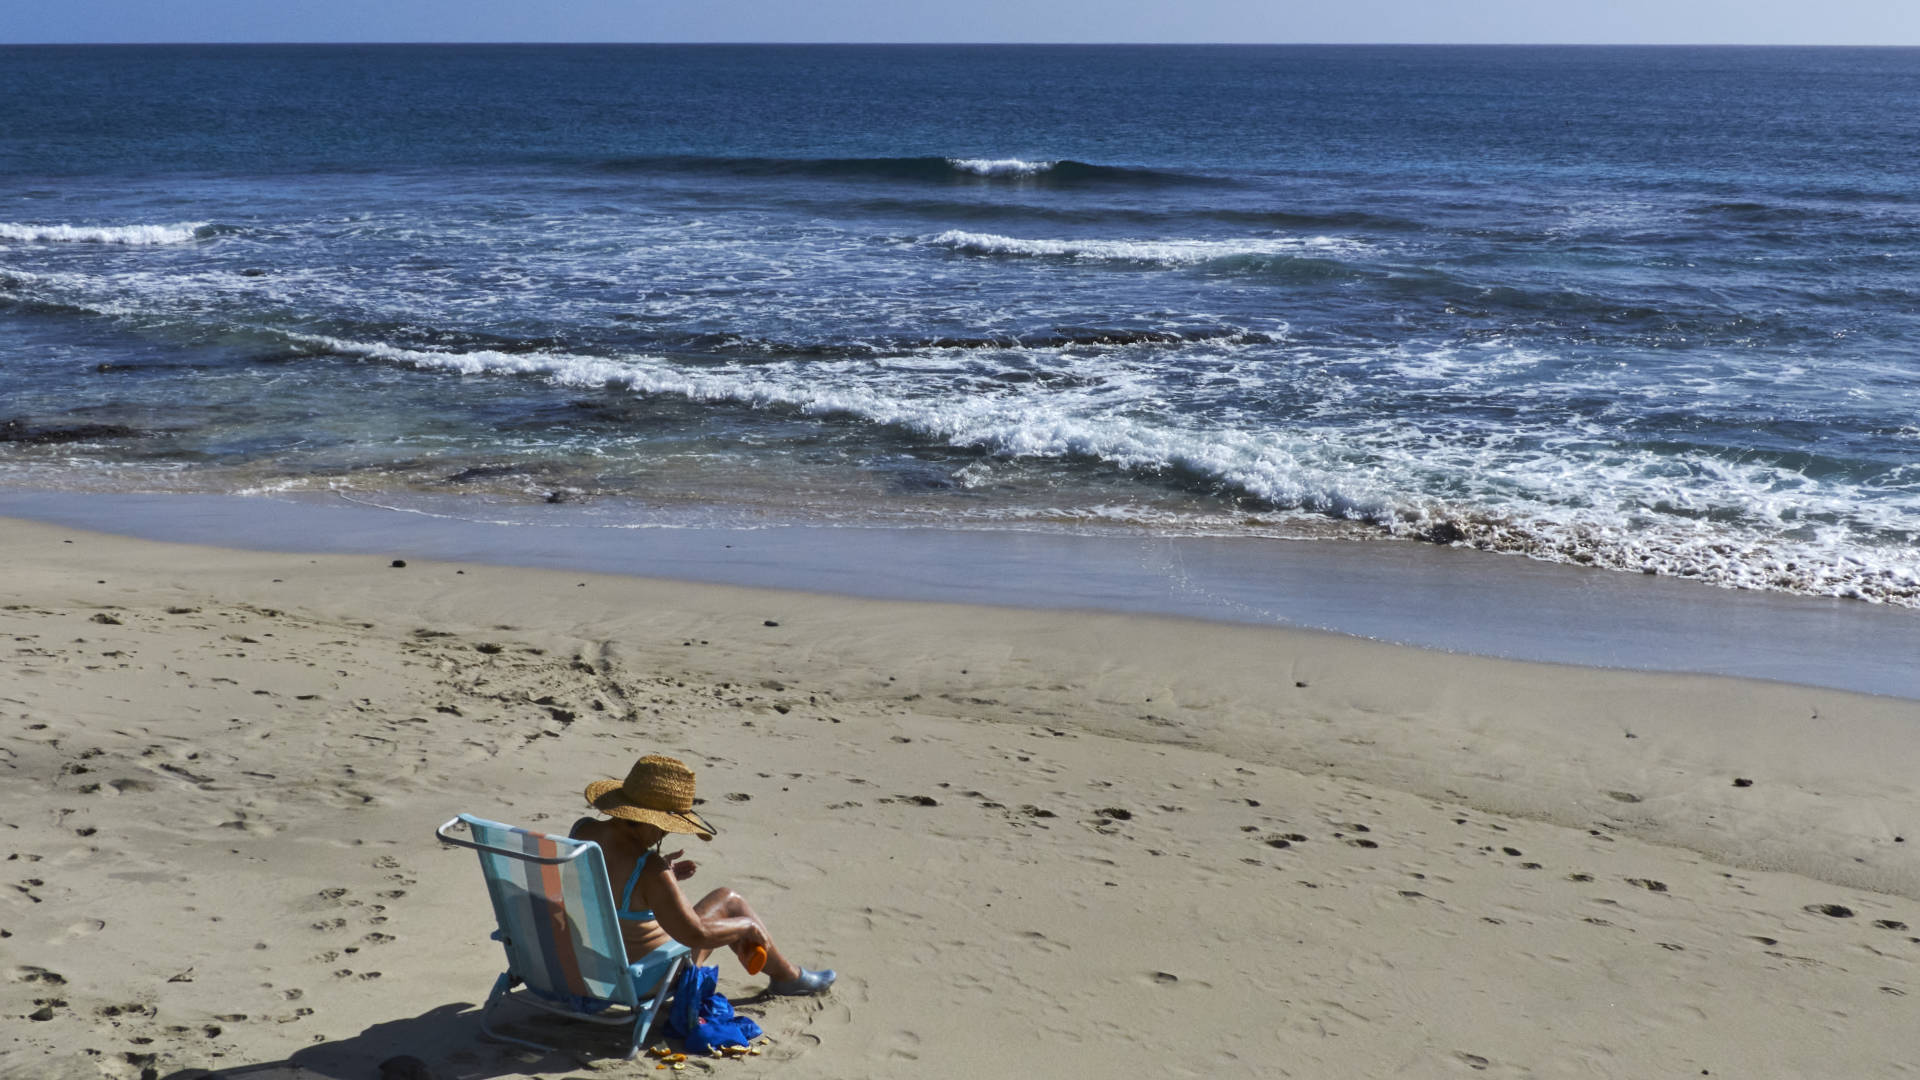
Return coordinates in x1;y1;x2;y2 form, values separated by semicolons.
665;963;764;1053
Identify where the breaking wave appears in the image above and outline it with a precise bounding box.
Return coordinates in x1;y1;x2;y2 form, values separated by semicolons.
286;332;1920;607
946;157;1054;177
927;229;1369;266
0;222;212;246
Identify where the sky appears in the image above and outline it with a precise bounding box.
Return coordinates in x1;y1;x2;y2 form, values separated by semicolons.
3;0;1918;46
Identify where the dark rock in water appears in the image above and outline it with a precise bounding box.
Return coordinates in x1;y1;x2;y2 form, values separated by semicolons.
0;418;142;444
442;463;524;483
1732;777;1753;787
763;619;780;627
1419;520;1466;544
239;267;268;276
890;469;956;493
390;559;407;568
377;1056;437;1080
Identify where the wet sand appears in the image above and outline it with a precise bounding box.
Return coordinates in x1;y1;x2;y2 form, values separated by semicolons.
4;491;1918;699
3;515;1918;1079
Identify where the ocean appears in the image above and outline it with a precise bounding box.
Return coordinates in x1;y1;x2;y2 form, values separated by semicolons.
2;44;1917;605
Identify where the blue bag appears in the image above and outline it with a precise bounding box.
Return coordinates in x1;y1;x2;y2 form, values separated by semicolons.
665;963;764;1053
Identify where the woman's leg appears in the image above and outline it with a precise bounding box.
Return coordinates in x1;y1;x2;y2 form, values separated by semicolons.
691;887;801;981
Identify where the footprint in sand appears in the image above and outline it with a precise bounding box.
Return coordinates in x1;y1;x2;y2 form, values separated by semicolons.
51;918;105;943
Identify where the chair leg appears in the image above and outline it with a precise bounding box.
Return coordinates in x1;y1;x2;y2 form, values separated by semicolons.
626;955;685;1059
478;972;559;1053
625;1012;647;1060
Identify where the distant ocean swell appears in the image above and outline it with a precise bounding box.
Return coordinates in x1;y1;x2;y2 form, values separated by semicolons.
281;332;1918;607
592;155;1210;186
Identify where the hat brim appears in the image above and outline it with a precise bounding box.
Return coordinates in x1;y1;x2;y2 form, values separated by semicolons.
585;779;716;840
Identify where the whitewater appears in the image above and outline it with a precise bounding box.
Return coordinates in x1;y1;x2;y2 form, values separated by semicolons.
2;44;1917;608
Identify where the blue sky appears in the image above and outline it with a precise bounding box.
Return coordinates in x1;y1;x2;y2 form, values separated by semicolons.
4;0;1917;45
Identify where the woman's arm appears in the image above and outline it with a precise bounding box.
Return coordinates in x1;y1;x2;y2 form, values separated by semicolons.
636;854;766;951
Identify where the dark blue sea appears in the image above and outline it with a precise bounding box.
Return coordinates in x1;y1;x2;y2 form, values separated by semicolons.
2;45;1917;604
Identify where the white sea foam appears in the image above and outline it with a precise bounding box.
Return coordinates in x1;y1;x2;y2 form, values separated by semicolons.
7;250;1913;608
928;229;1365;264
284;332;1918;606
946;158;1056;177
0;222;207;246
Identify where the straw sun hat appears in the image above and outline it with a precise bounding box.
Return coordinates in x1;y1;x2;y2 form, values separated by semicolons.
584;754;717;840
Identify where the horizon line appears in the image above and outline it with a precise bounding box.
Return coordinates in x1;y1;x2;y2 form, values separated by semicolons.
4;40;1918;49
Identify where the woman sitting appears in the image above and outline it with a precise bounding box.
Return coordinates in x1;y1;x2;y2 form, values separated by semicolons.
570;754;835;996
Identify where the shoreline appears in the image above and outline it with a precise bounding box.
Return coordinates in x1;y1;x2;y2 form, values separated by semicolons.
3;490;1919;700
2;515;1918;1077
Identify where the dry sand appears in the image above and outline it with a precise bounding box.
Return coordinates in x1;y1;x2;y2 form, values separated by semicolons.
2;515;1918;1079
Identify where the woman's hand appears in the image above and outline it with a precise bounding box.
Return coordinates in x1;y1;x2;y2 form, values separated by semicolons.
662;849;697;881
739;919;770;949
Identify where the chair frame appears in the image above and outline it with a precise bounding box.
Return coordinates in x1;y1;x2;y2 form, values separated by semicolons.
436;814;689;1059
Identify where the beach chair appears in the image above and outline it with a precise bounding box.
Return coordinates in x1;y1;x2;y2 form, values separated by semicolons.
435;813;689;1059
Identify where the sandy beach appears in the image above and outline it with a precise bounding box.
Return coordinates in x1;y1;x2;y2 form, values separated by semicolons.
4;513;1919;1080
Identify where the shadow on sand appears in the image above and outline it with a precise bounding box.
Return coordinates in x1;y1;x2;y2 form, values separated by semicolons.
157;1000;664;1080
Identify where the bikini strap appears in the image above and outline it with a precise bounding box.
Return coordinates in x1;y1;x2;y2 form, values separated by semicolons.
616;854;654;922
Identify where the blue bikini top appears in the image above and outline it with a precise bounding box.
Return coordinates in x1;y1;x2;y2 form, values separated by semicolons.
617;856;655;923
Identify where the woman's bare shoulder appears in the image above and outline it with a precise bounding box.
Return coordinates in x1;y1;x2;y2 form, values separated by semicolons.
567;815;603;840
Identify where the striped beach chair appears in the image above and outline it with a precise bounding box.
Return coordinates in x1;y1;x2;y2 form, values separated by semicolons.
436;813;689;1059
